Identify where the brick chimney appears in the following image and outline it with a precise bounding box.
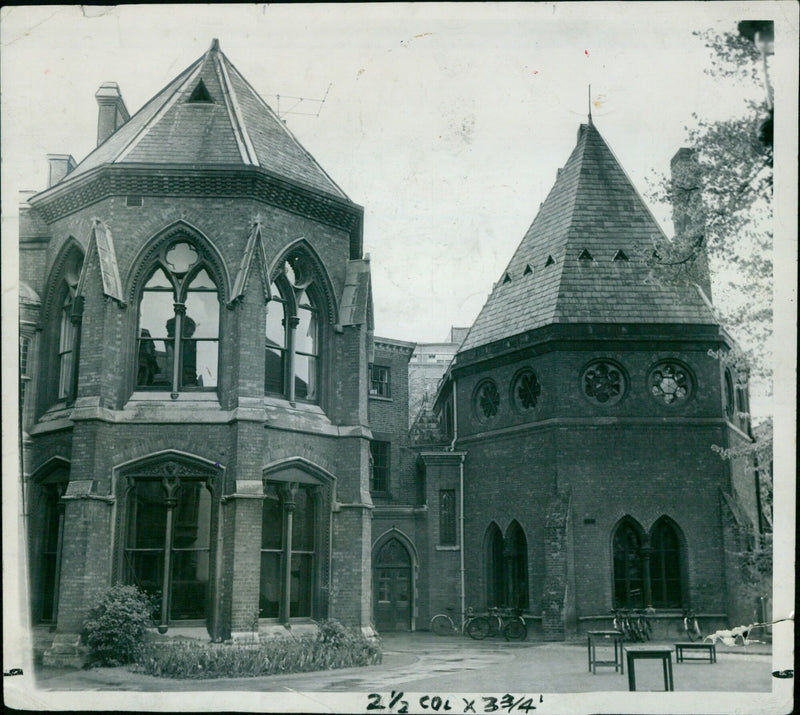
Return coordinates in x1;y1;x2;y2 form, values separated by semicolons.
670;148;712;300
46;154;77;188
95;82;130;146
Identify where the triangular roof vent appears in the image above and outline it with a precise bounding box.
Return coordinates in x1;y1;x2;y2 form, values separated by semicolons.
578;249;593;261
613;249;629;262
187;79;213;103
523;264;533;275
502;273;512;284
545;255;555;267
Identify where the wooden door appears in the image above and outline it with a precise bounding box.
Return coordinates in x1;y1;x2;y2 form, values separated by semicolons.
374;539;412;632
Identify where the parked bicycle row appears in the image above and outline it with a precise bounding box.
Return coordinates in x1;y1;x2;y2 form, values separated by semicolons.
431;606;528;641
430;606;702;644
610;608;703;642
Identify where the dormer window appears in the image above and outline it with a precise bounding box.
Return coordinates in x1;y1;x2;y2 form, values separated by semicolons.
545;255;555;267
523;264;533;275
613;249;629;261
187;79;213;103
578;249;593;261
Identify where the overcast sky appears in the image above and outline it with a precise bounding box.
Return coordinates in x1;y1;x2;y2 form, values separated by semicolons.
2;3;795;415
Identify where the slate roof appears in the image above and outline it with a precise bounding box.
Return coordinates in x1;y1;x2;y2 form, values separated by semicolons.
62;40;347;200
459;122;716;352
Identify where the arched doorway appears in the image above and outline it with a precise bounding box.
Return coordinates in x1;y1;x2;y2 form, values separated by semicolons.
374;537;412;632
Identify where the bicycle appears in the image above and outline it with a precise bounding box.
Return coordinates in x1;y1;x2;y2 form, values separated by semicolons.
430;606;490;640
682;608;701;641
471;607;528;641
611;608;649;642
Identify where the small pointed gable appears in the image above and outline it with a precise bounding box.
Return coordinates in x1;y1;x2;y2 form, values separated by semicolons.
187;79;213;103
502;272;512;284
545;255;556;267
613;249;629;262
76;219;124;305
230;221;270;304
578;249;593;261
523;264;533;275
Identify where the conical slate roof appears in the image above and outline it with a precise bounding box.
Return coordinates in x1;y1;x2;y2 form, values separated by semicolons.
459;122;715;352
64;39;347;199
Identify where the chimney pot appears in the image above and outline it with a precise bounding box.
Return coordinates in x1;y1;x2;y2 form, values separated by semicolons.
46;154;77;188
95;82;130;146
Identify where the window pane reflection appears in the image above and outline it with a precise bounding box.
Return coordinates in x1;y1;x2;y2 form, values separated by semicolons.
290;553;313;617
184;290;219;339
259;552;280;618
265;348;285;394
261;494;282;549
131;481;167;548
266;300;285;348
296;307;317;354
292;488;315;550
294;354;317;400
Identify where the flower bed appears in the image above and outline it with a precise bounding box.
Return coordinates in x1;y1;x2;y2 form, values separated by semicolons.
136;621;382;679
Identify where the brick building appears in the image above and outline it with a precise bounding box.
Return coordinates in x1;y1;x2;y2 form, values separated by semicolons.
422;121;765;639
20;41;765;660
21;41;376;664
408;327;468;426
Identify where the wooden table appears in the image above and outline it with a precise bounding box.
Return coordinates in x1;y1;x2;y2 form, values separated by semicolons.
587;630;624;674
625;646;674;691
675;642;716;663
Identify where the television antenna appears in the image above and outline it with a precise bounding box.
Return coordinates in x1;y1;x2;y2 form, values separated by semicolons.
275;83;332;119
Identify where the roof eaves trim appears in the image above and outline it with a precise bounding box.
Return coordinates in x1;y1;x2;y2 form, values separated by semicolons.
215;53;259;166
115;61;205;164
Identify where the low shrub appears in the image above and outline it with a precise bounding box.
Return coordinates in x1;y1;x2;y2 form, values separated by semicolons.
137;620;382;679
82;584;152;666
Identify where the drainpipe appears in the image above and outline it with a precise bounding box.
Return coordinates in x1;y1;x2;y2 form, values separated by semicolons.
447;377;465;622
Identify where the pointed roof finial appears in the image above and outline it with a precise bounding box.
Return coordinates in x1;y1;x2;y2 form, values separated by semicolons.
588;84;593;125
210;38;220;52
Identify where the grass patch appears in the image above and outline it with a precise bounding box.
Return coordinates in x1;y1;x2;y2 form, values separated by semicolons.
136;620;382;679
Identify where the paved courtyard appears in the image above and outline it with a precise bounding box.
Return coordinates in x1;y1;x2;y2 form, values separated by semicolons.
32;632;773;694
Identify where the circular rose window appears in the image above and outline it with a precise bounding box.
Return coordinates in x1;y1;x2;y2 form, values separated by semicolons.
648;361;693;405
582;360;626;405
473;379;500;420
512;369;541;411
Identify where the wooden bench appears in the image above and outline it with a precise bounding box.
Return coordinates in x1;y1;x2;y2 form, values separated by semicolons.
675;641;716;663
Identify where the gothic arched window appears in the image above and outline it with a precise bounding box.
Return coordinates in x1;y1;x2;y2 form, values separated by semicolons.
506;521;529;610
31;466;69;623
57;293;78;400
136;240;220;394
260;480;321;622
649;520;683;608
265;254;321;403
613;520;644;608
123;463;215;630
486;523;505;608
42;245;83;409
